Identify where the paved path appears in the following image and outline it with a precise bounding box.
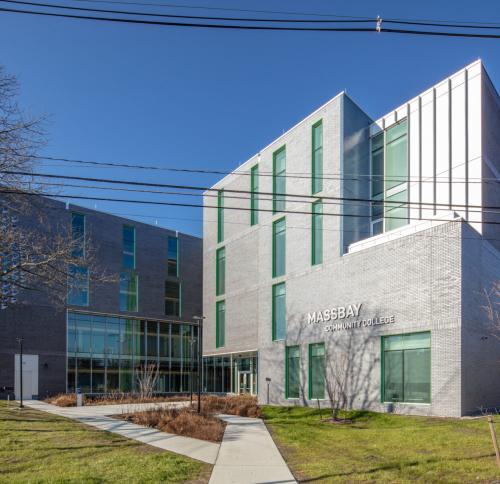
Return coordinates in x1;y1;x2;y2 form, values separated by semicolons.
209;414;296;484
24;401;296;483
24;400;219;464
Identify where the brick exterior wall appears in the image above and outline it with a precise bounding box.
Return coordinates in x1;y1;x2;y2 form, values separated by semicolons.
0;197;202;398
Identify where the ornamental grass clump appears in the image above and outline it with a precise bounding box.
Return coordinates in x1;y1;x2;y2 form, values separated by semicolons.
201;394;261;418
120;407;226;443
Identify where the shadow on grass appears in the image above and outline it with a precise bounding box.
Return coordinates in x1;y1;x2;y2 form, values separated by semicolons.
298;452;497;482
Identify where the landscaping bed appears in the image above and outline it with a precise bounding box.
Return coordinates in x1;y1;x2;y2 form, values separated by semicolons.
113;395;261;443
117;407;226;443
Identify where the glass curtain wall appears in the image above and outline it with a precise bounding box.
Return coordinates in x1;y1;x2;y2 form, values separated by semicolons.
203;354;258;395
67;312;198;394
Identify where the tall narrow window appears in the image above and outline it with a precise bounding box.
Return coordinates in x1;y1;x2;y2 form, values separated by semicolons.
273;147;286;213
382;331;431;404
217;190;224;243
216;247;225;296
384;119;408;232
312;121;323;194
286;346;300;399
216;300;225;348
120;272;138;312
250;164;259;225
165;280;180;316
272;218;286;278
308;343;325;400
167;236;178;277
67;265;89;306
122;225;136;269
272;282;286;341
71;212;85;258
370;133;384;236
312;200;323;265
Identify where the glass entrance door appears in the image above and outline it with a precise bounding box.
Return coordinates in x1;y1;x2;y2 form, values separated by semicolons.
238;372;252;394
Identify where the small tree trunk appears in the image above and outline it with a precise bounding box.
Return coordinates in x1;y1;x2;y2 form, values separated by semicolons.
488;415;500;469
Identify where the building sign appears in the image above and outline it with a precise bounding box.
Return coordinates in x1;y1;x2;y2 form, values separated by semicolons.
307;303;396;333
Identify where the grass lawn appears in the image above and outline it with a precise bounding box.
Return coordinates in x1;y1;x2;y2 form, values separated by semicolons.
0;401;211;483
263;406;500;483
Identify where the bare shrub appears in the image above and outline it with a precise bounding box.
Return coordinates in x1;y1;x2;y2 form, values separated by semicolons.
46;393;78;407
136;364;159;399
201;394;261;418
120;407;226;443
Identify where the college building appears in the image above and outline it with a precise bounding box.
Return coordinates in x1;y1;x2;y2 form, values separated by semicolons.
0;197;202;400
202;60;500;417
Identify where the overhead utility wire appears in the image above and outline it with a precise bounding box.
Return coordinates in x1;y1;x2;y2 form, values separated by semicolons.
0;0;375;22
69;0;500;27
5;0;500;30
4;6;500;38
4;187;500;226
6;169;500;212
0;188;500;229
3;2;500;36
28;180;500;217
32;154;500;184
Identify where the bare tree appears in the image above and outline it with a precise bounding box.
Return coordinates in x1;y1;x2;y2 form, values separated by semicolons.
136;364;159;400
482;281;500;343
0;65;113;310
325;349;349;421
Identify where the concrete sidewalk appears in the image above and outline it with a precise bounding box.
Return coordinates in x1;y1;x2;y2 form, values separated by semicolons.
24;400;219;464
209;414;296;484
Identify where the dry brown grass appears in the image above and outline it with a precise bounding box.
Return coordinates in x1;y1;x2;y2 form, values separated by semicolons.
201;394;261;418
46;393;190;407
119;407;226;443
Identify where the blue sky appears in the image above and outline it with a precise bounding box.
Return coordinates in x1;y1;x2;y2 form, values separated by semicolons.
1;0;500;236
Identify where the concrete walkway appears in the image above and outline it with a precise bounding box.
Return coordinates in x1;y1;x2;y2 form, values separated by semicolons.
209;414;296;484
24;400;219;464
24;401;296;483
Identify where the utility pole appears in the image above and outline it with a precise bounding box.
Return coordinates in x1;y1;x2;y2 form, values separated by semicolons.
189;336;195;407
193;316;205;414
16;337;24;408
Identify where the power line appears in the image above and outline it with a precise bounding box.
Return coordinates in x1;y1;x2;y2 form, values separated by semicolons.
6;169;500;211
67;0;500;27
4;5;500;38
39;203;500;246
5;0;500;31
21;180;500;217
0;0;376;22
31;155;500;184
5;187;500;226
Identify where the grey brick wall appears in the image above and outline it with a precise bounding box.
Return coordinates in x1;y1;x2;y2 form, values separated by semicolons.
0;196;202;397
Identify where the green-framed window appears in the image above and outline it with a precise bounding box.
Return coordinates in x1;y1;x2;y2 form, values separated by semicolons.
122;225;136;269
370;119;409;236
272;282;286;341
165;280;180;316
67;265;89;306
272;217;286;278
167;236;178;277
285;346;300;399
216;247;225;296
308;343;325;399
385;120;408;191
273;147;286;213
312;121;323;194
216;300;225;348
250;164;259;225
119;272;138;312
311;200;323;265
71;212;85;258
217;190;224;243
382;331;431;404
